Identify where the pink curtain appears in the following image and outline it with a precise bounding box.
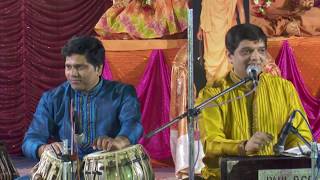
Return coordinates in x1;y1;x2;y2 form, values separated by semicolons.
102;57;113;80
136;50;172;160
276;40;320;138
0;0;112;154
101;50;172;160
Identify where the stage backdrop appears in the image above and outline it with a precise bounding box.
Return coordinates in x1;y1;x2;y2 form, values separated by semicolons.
0;0;112;154
0;0;319;156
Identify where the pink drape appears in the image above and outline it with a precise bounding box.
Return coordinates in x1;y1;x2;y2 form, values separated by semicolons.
102;57;113;80
276;40;320;138
102;50;172;160
0;0;112;154
136;50;172;160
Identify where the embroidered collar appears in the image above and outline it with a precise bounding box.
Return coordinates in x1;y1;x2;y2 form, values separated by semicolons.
229;70;254;91
74;78;103;97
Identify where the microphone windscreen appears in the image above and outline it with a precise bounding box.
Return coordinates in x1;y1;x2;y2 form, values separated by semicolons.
246;65;261;76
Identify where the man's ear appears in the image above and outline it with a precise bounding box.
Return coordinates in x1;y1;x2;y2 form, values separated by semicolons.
96;65;103;76
227;52;233;64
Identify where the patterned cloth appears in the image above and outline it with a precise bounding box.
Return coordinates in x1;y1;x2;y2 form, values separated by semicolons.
199;0;236;85
196;71;312;179
22;79;143;160
95;0;188;39
250;0;320;36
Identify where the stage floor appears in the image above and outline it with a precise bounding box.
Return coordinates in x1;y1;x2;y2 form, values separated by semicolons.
11;156;176;180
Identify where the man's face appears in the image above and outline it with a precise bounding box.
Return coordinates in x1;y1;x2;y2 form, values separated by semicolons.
65;54;102;92
228;40;267;79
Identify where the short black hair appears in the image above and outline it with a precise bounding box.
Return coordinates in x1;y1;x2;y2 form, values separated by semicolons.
225;24;267;55
61;36;105;69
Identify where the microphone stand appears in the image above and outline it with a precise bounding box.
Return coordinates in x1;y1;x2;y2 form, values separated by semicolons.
311;142;318;180
282;125;318;180
62;139;72;180
187;8;195;180
289;126;311;150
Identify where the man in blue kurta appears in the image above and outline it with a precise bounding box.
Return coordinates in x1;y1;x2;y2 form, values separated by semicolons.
22;36;143;160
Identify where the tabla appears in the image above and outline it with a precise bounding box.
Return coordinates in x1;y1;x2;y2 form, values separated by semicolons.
83;144;154;180
31;150;63;180
0;143;19;180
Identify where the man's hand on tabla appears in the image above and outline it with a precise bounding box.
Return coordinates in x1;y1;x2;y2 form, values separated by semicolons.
92;136;130;151
37;142;62;158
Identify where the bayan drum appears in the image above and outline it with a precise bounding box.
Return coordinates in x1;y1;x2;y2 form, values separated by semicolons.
0;143;19;180
83;144;154;180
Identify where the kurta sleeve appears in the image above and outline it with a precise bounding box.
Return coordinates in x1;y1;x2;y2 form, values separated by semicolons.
117;85;143;144
197;87;244;158
22;93;53;160
284;82;313;149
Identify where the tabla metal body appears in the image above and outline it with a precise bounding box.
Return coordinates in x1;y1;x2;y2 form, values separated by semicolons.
31;150;63;180
31;150;77;180
83;144;154;180
0;145;19;180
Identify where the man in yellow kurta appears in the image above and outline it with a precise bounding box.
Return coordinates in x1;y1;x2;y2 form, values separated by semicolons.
196;24;313;179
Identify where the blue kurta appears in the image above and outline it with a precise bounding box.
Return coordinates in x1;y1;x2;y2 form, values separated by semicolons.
22;79;143;160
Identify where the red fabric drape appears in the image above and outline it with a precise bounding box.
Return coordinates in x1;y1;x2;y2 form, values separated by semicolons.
0;0;112;154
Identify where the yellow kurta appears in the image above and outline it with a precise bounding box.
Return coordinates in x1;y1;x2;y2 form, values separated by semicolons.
196;71;313;179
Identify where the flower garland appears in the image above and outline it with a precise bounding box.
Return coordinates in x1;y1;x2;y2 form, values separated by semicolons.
293;0;317;9
252;0;273;17
142;0;153;11
142;0;152;6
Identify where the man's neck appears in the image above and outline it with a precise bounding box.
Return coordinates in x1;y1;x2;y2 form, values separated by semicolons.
79;78;101;94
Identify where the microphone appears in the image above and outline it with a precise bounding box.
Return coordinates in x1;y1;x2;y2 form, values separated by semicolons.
246;65;261;86
274;110;297;155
